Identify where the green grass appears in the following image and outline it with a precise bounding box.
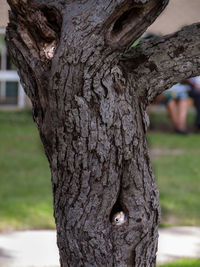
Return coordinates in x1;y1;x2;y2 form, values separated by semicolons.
149;109;196;133
158;258;200;267
0;110;55;231
0;109;200;230
148;112;200;226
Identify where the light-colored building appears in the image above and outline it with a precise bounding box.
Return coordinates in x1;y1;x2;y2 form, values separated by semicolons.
0;0;9;29
148;0;200;35
0;0;27;107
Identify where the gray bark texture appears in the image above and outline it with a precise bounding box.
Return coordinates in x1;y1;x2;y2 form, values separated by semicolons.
5;0;200;266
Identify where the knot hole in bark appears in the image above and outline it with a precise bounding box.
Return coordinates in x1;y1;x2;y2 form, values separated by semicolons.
105;0;167;50
110;197;127;226
112;7;144;36
34;5;62;63
13;2;62;66
39;6;62;38
106;5;145;49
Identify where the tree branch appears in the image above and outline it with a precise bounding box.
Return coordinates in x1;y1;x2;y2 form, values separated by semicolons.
121;22;200;106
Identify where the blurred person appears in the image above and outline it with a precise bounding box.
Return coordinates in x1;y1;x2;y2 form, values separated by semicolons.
163;83;190;134
183;76;200;131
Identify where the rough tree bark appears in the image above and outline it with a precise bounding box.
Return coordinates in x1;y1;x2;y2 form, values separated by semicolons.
6;0;200;266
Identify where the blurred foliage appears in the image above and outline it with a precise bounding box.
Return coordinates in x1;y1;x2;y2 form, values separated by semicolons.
130;37;141;48
0;34;6;53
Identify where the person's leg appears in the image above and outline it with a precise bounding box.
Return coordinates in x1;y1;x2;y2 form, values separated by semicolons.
166;99;178;129
176;99;188;132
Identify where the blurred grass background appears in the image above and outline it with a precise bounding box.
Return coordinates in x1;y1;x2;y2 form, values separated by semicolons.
0;109;200;230
149;109;200;226
0;110;54;231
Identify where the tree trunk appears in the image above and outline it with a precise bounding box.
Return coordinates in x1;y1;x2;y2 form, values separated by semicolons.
6;0;200;266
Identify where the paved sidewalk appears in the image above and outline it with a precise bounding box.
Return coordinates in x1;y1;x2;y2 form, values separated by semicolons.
0;230;59;267
157;226;200;264
0;227;199;266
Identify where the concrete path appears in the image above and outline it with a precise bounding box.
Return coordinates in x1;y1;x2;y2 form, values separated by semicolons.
0;227;199;266
0;230;59;267
157;227;200;264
